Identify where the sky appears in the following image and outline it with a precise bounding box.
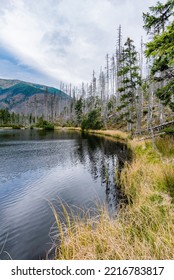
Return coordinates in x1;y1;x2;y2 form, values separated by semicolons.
0;0;161;88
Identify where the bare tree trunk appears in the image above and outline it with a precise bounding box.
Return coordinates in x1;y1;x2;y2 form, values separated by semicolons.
136;87;142;131
147;81;154;130
34;96;38;122
116;25;122;108
44;86;48;120
159;99;164;124
147;81;157;149
92;71;96;99
158;81;165;124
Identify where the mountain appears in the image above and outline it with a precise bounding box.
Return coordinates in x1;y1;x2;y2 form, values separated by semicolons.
0;78;70;116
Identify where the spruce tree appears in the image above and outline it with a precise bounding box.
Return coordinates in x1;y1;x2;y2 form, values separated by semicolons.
117;38;141;132
143;0;174;34
144;0;174;111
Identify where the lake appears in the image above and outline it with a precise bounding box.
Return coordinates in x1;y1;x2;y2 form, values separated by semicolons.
0;129;130;260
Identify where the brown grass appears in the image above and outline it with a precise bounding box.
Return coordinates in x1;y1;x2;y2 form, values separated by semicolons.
54;126;81;131
52;130;174;260
87;129;128;141
156;135;174;158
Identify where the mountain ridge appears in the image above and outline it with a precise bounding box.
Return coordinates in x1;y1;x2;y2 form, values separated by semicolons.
0;78;70;116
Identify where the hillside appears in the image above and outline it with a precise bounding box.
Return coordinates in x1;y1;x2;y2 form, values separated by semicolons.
0;78;69;116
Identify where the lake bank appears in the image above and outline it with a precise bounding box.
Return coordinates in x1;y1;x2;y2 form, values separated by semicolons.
54;130;174;260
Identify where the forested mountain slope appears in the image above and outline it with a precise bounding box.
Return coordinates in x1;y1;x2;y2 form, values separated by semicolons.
0;78;69;116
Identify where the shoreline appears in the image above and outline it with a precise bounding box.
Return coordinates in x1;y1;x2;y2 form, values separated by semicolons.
53;129;174;260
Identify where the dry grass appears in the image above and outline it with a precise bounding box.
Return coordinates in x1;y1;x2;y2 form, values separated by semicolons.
54;126;81;131
156;135;174;158
53;131;174;260
53;127;128;140
87;129;128;141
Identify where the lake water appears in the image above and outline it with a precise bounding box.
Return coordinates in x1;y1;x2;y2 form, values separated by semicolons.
0;129;129;260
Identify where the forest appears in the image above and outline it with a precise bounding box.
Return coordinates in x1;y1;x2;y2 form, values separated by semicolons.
1;0;174;136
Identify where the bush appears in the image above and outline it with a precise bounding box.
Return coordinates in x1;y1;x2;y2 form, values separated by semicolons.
12;124;23;129
81;109;103;130
35;118;54;130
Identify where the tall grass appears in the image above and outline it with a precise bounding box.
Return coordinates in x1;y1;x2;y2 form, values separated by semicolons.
53;135;174;260
156;135;174;158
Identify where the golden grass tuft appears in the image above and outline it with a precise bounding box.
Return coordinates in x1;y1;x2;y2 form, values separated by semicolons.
53;132;174;260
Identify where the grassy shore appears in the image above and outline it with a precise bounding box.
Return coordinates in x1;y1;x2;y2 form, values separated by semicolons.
54;126;81;131
53;131;174;260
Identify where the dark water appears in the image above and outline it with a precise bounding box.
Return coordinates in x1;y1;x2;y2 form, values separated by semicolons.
0;129;130;260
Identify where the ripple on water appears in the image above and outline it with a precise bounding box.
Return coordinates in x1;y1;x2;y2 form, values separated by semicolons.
0;130;130;259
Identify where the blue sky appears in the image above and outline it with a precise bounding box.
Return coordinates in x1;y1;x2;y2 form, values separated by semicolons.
0;0;160;88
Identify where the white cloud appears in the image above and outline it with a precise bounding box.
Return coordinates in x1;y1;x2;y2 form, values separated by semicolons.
0;0;158;86
0;58;58;87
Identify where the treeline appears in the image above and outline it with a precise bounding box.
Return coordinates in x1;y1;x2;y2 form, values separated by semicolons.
0;108;43;128
52;0;174;131
0;109;25;128
72;0;174;132
1;0;174;132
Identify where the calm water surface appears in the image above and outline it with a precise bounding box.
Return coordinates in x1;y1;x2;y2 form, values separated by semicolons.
0;129;129;260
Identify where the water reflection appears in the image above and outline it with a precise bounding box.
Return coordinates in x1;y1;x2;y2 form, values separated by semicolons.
0;129;130;259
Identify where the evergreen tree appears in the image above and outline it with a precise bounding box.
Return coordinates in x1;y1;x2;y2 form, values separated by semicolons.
75;97;83;126
143;0;174;34
117;38;141;131
144;0;174;111
0;109;11;125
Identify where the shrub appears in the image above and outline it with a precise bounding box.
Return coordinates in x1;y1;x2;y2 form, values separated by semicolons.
35;118;54;130
81;109;103;130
